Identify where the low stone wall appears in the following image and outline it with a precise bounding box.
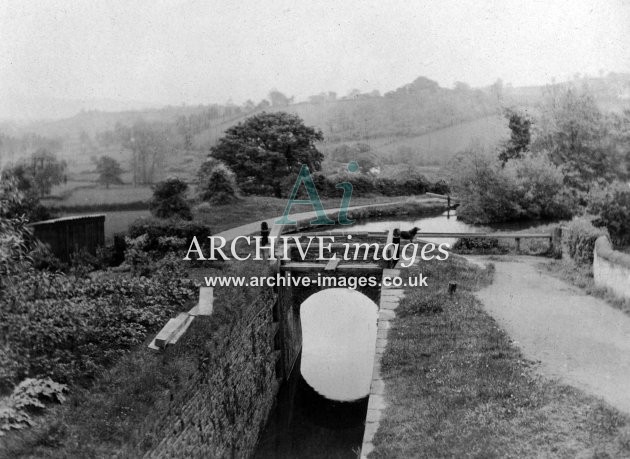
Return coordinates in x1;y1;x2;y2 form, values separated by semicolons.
593;236;630;300
140;288;279;458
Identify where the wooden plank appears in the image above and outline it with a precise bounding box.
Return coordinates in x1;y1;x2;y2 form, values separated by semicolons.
325;257;340;271
168;315;195;344
152;313;191;349
197;287;213;316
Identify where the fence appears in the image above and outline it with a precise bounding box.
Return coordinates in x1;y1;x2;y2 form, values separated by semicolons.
29;214;105;262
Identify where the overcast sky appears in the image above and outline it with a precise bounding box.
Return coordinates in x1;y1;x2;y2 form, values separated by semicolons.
1;0;629;109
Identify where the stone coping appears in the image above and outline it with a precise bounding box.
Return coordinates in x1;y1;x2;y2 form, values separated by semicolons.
595;236;630;269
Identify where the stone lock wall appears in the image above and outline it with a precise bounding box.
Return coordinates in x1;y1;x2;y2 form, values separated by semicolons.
141;289;280;458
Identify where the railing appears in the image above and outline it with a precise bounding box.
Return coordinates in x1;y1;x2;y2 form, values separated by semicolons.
414;231;557;253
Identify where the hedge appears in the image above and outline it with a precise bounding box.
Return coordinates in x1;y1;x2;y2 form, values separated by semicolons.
565;218;608;266
127;218;211;254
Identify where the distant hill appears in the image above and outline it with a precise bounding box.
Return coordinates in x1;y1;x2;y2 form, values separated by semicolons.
2;74;629;182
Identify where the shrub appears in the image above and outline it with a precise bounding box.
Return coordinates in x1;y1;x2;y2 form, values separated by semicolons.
149;177;192;220
0;256;198;389
452;236;506;254
565;217;608;266
588;183;630;247
449;150;575;224
127;218;211;258
198;163;240;204
449;151;521;223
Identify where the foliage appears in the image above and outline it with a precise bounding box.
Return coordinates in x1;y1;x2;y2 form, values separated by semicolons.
532;87;621;190
0;256;198;390
1;164;55;222
452;236;505;253
498;108;532;163
449;149;574;224
328;143;379;172
268;89;293;107
127;217;211;256
588;183;630;247
1;378;68;435
197;161;240;204
149;177;192;220
115;120;169;185
503;152;575;220
95;155;124;188
0;177;37;277
20;149;67;198
448;150;521;223
210;112;324;197
300;170;433;198
565;217;608;266
127;217;211;249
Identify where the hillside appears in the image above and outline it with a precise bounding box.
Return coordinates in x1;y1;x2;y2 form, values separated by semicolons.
2;74;629;185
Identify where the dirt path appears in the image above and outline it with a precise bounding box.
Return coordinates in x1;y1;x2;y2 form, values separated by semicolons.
214;197;446;242
468;255;630;414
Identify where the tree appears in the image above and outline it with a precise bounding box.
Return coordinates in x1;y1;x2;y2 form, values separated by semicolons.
210;112;324;197
268;90;292;107
198;162;239;204
118;120;168;185
499;108;532;163
95;156;124;188
17;149;66;198
149;177;192;220
588;182;630;247
532;87;618;190
0;166;52;222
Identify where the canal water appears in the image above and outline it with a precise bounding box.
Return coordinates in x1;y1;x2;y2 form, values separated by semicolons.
349;209;475;246
255;289;378;459
349;210;554;245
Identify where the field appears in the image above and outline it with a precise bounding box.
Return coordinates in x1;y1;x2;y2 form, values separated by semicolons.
45;183;153;207
320;115;508;168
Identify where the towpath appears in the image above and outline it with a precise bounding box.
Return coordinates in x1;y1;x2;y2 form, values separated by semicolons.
467;255;630;414
214;197;446;242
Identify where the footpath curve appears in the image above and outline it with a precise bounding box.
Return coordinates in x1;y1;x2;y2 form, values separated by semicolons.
213;197;446;242
468;255;630;414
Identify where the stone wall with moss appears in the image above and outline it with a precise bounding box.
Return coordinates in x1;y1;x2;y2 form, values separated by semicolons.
140;288;279;458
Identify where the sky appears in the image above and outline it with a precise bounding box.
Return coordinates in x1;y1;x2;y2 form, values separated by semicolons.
1;0;629;115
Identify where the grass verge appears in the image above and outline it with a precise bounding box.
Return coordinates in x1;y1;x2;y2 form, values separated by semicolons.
0;259;270;458
540;258;630;316
193;195;415;233
371;256;630;458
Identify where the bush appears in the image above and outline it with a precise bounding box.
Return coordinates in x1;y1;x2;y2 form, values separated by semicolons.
0;378;68;435
303;171;435;198
588;183;630;248
449;150;575;224
198;163;240;204
149;177;192;220
0;257;198;389
127;218;211;256
565;217;608;265
452;236;506;254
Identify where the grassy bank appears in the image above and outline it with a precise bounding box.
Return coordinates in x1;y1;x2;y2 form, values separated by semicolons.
0;260;271;458
193;195;416;233
540;258;630;316
371;256;630;457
